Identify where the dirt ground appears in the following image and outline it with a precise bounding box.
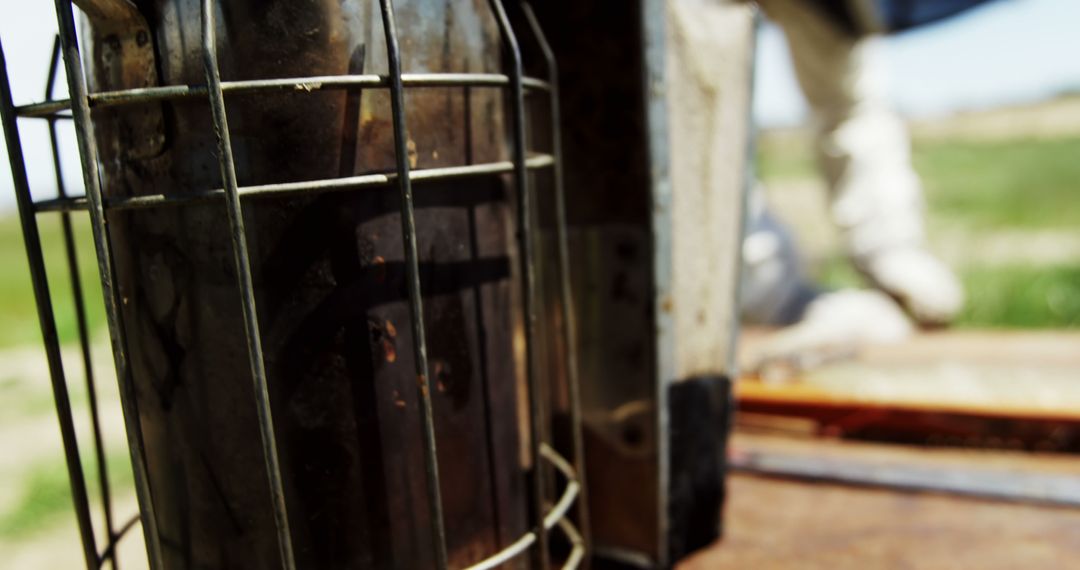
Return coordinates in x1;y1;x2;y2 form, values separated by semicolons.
0;342;147;569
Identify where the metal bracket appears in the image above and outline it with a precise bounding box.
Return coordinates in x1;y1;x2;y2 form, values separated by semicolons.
75;0;164;159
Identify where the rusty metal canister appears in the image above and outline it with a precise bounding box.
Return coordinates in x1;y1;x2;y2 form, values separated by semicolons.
87;1;527;567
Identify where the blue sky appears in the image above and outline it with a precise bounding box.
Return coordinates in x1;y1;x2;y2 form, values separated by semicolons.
0;0;83;211
2;0;1080;210
756;0;1080;127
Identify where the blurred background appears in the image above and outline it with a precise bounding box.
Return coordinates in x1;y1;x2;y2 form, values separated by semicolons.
716;1;1080;566
1;1;146;567
0;0;1078;567
754;0;1080;329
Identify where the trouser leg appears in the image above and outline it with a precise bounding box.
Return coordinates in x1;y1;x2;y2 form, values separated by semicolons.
755;0;962;324
758;0;924;258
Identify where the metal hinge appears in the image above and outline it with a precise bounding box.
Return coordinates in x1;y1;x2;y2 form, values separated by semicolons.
76;0;165;159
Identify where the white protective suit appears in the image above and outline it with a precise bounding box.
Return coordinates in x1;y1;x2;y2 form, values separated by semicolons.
742;0;963;327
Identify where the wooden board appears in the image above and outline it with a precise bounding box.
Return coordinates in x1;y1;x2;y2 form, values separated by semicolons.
680;473;1080;570
679;432;1080;569
738;330;1080;423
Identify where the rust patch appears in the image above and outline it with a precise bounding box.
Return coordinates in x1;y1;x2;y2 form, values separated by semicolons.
432;360;451;394
372;255;386;283
392;390;406;409
407;138;419;168
382;339;397;363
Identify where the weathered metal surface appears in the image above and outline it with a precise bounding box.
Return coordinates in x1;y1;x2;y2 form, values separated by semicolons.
528;1;660;564
520;0;592;554
666;0;755;380
532;0;749;566
88;1;527;567
573;228;660;560
78;0;165;159
667;377;733;562
15;0;748;565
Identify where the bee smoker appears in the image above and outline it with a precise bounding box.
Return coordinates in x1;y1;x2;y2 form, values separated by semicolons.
0;0;751;567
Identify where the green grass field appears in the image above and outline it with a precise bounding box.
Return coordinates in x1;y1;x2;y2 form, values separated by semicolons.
0;451;133;539
759;135;1080;230
0;132;1076;352
759;134;1080;329
0;213;105;349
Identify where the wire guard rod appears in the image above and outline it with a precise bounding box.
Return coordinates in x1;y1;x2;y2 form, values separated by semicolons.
519;2;592;554
464;445;582;570
0;3;584;568
487;0;550;568
558;517;586;570
51;0;166;566
42;34;120;570
14;73;552;119
32;154;555;214
0;37;98;570
199;1;297;568
97;513;142;566
376;1;450;568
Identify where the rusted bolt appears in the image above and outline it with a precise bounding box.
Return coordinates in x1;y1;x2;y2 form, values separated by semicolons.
136;30;150;47
104;34;121;52
372;255;386;282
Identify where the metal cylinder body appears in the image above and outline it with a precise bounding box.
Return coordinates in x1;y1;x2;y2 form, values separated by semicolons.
88;1;526;567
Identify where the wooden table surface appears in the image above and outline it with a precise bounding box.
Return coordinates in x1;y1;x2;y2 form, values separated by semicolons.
679;433;1080;569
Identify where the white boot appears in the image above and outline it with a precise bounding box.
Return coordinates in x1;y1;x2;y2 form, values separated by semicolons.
760;0;966;326
855;246;964;327
749;288;915;381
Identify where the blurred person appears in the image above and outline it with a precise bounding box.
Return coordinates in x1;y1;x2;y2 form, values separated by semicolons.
742;0;975;328
764;0;967;327
739;0;1008;369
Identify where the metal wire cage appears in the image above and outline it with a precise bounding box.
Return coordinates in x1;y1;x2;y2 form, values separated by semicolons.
0;0;587;568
